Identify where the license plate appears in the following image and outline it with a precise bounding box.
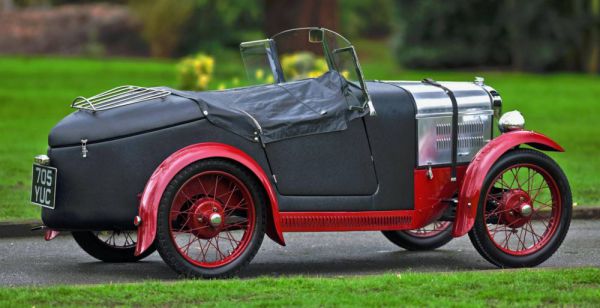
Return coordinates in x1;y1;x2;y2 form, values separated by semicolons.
31;164;57;209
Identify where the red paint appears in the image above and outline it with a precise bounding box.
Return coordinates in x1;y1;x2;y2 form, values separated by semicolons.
280;165;466;232
44;229;60;241
168;170;257;267
482;163;562;255
135;142;284;256
452;130;564;237
280;211;413;232
413;165;466;228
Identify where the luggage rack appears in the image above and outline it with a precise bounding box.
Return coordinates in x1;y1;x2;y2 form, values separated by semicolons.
71;85;171;112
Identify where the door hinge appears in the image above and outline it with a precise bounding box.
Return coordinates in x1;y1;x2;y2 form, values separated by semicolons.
81;139;88;158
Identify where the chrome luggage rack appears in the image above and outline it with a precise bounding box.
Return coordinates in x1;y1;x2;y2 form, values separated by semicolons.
71;85;171;112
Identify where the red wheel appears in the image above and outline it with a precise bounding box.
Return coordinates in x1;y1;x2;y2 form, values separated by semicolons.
382;220;453;251
469;149;572;267
406;221;452;238
169;170;256;268
156;159;265;278
72;230;156;262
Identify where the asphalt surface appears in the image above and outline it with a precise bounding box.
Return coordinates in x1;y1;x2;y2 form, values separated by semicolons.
1;220;598;286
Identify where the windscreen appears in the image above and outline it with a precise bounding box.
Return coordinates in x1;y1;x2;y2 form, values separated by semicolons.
239;28;371;110
271;28;356;82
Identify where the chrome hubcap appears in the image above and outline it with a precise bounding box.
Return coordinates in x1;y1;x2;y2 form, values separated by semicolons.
209;213;223;227
520;204;533;217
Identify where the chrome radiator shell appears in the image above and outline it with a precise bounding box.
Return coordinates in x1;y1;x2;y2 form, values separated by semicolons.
387;81;495;166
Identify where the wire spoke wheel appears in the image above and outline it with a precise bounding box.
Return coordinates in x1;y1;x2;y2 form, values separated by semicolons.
94;231;138;249
72;230;155;263
469;149;571;268
483;163;561;255
169;170;256;268
156;159;265;278
382;220;453;251
406;221;452;238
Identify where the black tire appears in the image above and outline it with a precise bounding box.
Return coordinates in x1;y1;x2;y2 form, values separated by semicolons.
156;159;266;278
468;149;572;268
72;230;156;263
382;221;453;251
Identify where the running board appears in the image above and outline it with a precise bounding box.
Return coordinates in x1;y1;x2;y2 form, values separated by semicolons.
280;211;413;232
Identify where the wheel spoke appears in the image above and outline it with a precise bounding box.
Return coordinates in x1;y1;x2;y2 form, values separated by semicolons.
168;170;256;268
94;230;138;249
406;221;451;237
482;163;561;255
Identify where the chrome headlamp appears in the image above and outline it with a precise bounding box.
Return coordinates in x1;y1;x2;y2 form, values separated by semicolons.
498;110;525;133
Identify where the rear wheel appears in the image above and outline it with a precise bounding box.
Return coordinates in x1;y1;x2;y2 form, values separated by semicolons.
156;159;265;278
72;230;156;262
382;221;453;251
468;149;572;268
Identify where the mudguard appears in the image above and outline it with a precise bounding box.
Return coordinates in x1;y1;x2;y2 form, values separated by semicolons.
452;130;564;237
134;142;284;256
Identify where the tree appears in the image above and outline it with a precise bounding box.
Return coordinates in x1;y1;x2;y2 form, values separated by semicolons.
394;0;593;72
588;0;599;73
128;0;194;58
264;0;338;36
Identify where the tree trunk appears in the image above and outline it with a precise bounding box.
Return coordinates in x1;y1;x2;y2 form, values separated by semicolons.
264;0;338;37
587;0;599;74
505;0;525;71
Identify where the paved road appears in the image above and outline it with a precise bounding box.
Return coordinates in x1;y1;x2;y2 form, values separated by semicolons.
1;220;598;286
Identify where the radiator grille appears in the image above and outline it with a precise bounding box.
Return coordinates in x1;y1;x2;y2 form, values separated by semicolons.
435;119;485;151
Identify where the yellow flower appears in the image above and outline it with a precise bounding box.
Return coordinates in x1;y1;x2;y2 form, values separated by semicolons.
194;59;203;73
341;70;350;79
255;69;264;80
266;75;274;83
177;53;216;91
315;58;328;72
307;70;323;78
204;57;214;74
217;83;226;90
197;74;210;90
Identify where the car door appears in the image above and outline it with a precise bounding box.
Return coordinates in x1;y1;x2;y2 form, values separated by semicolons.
240;28;378;196
264;117;378;196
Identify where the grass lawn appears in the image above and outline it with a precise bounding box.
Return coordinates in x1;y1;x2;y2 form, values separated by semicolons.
0;268;599;306
1;41;599;221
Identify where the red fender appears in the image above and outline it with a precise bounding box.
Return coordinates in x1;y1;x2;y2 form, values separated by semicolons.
452;130;564;237
135;142;285;256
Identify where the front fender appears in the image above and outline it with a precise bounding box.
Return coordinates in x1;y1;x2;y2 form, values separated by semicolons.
452;130;564;237
135;142;284;256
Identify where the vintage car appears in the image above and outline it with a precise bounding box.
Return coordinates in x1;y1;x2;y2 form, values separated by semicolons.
32;28;572;278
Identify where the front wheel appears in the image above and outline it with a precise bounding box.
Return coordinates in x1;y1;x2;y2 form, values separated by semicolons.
382;221;453;251
468;149;572;268
72;230;156;262
156;159;266;278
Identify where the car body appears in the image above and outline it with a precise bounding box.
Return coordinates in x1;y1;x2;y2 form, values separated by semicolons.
32;28;572;278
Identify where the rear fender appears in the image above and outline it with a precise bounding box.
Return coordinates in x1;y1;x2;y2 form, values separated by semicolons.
452;130;564;237
135;142;284;256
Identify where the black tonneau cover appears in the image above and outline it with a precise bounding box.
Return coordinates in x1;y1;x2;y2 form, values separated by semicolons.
170;71;367;143
48;94;203;147
49;71;366;147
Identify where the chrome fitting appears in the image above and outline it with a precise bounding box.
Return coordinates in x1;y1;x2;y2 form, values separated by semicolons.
34;154;50;165
133;215;142;227
498;110;525;133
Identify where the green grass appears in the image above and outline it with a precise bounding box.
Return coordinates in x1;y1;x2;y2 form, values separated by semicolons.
1;268;599;307
1;41;599;221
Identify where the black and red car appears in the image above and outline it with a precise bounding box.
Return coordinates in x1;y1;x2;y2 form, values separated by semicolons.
32;28;571;278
